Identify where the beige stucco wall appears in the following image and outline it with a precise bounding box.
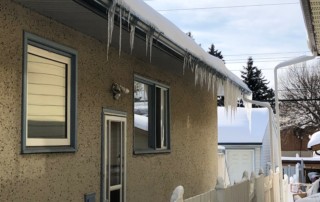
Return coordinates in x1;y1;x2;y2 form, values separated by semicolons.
0;1;218;201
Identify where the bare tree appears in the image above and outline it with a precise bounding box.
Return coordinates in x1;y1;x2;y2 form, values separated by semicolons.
279;62;320;131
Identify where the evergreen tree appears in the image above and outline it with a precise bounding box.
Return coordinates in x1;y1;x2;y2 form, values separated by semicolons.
208;43;225;106
186;32;194;40
208;44;224;63
241;57;275;108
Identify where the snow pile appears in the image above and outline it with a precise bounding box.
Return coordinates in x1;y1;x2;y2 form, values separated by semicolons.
308;131;320;149
101;0;251;111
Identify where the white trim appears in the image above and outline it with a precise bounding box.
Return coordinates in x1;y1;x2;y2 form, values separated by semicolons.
102;113;127;202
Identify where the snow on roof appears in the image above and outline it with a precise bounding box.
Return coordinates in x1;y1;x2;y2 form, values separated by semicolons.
281;156;320;162
134;114;148;131
218;107;269;144
114;0;250;94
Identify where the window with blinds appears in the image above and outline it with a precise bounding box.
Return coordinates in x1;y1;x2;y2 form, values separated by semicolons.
26;45;70;145
22;32;77;153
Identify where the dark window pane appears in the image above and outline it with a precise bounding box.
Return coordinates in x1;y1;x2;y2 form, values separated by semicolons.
110;121;121;186
28;120;65;138
110;189;120;202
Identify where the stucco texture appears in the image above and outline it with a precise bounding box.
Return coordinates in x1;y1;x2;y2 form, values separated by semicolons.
0;1;218;201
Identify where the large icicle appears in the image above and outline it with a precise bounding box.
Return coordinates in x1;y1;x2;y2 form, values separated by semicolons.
145;28;154;61
149;34;153;62
145;32;149;56
107;0;118;60
130;24;135;54
194;64;199;86
119;8;122;57
244;93;253;132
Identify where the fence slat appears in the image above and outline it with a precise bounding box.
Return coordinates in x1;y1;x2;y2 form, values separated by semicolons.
180;170;287;202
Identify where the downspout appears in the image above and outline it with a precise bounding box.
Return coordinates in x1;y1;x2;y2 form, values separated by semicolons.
274;55;315;202
243;97;275;171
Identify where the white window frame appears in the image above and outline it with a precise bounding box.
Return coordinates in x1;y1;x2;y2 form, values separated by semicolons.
25;45;71;147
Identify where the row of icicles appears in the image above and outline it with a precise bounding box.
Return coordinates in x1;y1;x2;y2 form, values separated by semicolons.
106;0;249;114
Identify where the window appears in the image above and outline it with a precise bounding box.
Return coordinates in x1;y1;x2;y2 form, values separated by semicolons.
134;76;170;153
22;32;77;153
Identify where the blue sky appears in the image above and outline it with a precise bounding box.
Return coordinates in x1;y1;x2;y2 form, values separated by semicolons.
144;0;311;88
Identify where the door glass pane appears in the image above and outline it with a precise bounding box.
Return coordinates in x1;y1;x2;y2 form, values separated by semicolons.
110;121;121;186
110;189;120;202
27;52;67;138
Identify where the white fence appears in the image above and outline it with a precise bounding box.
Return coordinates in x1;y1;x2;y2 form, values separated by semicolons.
171;170;288;202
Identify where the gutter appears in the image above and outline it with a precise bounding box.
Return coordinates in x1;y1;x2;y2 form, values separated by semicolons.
242;97;275;171
81;0;251;94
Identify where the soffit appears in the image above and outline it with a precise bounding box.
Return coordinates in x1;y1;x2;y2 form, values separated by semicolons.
13;0;183;75
310;0;320;55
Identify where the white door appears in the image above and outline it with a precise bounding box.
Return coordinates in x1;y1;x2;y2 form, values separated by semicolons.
102;111;126;202
226;149;254;184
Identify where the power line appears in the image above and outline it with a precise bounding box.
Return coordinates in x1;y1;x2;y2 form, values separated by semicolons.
227;60;288;64
279;98;320;101
156;2;299;12
225;56;303;61
224;51;310;57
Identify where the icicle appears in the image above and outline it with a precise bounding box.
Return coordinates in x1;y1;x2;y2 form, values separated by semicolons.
149;34;153;62
194;64;198;86
129;23;136;54
207;71;212;91
183;53;187;75
107;0;118;60
188;56;191;71
127;12;131;30
211;74;216;96
146;32;149;56
200;68;205;88
244;93;253;133
119;8;122;57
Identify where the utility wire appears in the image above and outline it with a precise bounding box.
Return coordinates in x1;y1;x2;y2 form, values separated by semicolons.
225;56;304;61
156;2;299;12
224;51;310;56
279;98;320;101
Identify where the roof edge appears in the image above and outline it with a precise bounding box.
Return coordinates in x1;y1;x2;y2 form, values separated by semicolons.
300;0;318;56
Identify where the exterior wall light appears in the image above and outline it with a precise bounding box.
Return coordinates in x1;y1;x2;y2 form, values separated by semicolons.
112;83;130;100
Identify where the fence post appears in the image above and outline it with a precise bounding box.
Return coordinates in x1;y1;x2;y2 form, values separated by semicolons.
249;172;256;201
170;186;184;202
254;173;265;202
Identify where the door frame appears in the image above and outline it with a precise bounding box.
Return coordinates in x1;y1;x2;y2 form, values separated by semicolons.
101;109;127;202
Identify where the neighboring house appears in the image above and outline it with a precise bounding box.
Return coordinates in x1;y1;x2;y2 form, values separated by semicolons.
218;107;273;183
281;126;313;157
0;0;251;202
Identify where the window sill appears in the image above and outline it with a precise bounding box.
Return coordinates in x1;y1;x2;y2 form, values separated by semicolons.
134;149;171;155
22;146;77;154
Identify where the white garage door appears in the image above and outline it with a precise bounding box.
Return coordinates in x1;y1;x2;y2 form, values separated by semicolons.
226;149;254;184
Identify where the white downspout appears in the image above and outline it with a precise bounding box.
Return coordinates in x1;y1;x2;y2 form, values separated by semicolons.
274;55;315;202
243;97;275;171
